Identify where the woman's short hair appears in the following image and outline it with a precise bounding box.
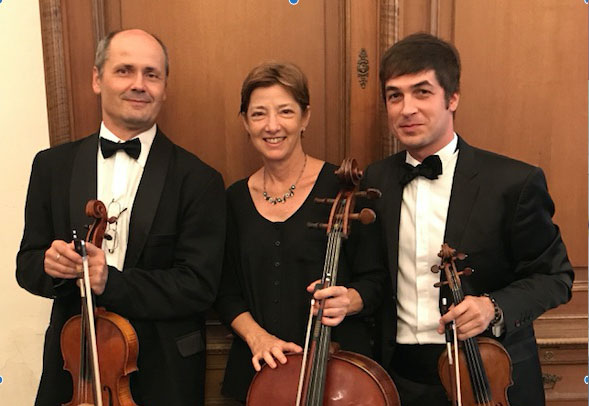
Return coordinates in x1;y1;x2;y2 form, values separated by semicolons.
240;62;310;114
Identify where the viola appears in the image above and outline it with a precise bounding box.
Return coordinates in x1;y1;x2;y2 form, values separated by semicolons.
433;243;513;406
247;158;400;406
60;200;140;406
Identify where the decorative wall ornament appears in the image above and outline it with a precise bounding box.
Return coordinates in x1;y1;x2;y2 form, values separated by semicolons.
357;48;369;89
542;373;562;390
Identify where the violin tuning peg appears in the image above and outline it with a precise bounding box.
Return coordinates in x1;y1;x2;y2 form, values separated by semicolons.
462;267;473;276
431;265;440;273
456;252;467;260
104;233;113;241
307;222;327;230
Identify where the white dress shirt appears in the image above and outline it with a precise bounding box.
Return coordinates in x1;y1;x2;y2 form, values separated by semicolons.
96;122;156;271
396;134;459;344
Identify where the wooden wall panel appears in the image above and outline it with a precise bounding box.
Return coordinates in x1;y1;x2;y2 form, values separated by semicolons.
347;0;381;168
452;0;588;266
111;0;345;185
41;0;351;186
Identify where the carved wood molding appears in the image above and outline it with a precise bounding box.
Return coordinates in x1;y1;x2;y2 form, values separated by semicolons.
92;0;106;42
378;0;399;158
39;0;106;146
38;0;72;147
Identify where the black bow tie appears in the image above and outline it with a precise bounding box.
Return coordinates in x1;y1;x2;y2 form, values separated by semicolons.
399;154;442;186
100;137;141;160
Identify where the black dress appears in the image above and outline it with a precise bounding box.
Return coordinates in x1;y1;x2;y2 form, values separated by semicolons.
215;162;385;401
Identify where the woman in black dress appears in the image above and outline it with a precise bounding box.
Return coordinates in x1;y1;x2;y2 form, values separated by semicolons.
215;62;385;402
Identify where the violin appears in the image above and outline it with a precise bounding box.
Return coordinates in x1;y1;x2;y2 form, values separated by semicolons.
432;243;513;406
247;158;400;406
60;200;140;406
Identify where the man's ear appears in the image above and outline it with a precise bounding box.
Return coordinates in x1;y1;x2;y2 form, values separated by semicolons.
92;67;101;95
448;92;460;112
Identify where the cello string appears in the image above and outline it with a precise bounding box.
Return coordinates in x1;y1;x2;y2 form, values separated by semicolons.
306;197;345;405
310;228;339;403
306;227;335;404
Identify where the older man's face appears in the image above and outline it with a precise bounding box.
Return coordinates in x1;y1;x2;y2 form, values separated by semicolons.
92;29;167;140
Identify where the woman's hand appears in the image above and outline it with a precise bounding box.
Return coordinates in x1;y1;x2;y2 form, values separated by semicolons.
306;280;355;327
230;312;302;371
247;331;303;371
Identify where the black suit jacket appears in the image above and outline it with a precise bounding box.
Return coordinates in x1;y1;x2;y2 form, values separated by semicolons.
363;137;573;402
16;130;226;406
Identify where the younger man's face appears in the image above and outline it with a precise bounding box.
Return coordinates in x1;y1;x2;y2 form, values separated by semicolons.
383;69;459;160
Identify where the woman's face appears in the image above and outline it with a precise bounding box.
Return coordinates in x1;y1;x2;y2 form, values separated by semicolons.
243;84;310;163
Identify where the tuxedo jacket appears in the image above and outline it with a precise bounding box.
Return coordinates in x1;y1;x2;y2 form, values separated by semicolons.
16;130;226;406
363;137;573;400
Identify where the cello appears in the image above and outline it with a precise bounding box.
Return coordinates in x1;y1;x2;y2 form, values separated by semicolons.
432;243;513;406
247;158;400;406
60;200;140;406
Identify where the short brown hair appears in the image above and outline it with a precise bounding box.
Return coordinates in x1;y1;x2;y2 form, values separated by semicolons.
240;62;309;114
380;33;460;105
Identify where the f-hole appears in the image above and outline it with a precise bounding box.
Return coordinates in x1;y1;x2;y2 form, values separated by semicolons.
102;385;113;406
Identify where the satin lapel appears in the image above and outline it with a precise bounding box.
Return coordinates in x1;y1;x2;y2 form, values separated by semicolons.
444;137;480;248
380;154;405;287
124;130;173;268
69;134;99;238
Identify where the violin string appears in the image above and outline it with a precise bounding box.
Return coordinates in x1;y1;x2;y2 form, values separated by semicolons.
449;266;481;403
81;284;89;402
449;263;491;404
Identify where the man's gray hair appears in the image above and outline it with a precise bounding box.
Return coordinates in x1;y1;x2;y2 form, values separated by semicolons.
94;29;169;77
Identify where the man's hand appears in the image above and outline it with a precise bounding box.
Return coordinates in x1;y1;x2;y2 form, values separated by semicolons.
44;240;108;295
44;240;82;279
84;242;109;295
437;295;495;340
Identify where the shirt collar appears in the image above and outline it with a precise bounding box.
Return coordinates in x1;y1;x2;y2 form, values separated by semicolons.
98;122;157;168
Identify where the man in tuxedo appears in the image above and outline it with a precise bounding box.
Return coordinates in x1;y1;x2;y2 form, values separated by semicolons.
365;33;573;405
16;29;225;406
